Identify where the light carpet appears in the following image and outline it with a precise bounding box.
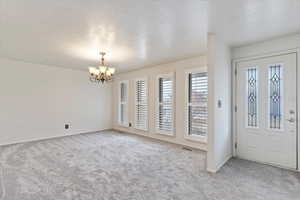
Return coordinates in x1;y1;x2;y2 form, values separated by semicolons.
0;130;299;200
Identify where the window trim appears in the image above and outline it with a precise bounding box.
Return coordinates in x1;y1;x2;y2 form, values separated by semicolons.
118;80;129;127
185;68;208;143
155;72;175;136
134;77;148;131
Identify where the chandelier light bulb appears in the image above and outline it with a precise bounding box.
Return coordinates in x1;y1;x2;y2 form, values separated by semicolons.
99;66;107;73
89;67;96;75
106;71;112;76
88;52;115;84
109;68;115;74
94;69;100;75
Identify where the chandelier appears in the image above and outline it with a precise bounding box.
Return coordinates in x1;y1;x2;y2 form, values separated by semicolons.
88;52;115;83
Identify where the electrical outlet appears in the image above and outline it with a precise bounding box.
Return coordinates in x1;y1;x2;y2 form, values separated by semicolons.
65;124;70;129
218;100;222;108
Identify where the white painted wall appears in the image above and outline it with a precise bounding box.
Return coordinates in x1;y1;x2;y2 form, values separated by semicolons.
232;33;300;172
0;58;112;146
207;33;232;172
112;56;208;150
232;33;300;59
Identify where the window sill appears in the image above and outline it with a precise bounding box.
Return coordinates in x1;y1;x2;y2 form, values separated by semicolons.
118;123;129;128
134;127;148;132
184;135;207;143
156;130;175;137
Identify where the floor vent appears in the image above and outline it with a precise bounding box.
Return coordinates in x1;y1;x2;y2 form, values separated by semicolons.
182;147;193;151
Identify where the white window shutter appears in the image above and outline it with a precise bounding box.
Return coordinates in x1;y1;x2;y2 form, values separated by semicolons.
187;72;208;137
135;79;148;130
119;81;128;126
156;74;174;135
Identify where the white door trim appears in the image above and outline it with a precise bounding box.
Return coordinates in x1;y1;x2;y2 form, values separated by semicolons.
232;48;300;172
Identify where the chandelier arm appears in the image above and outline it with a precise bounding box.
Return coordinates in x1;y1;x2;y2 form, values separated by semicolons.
88;52;114;84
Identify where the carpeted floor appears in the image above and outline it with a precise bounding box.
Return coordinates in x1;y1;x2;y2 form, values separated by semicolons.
0;130;299;200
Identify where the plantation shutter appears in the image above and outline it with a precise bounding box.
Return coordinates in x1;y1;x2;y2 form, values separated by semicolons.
157;76;173;134
135;79;148;130
119;81;128;126
188;72;208;136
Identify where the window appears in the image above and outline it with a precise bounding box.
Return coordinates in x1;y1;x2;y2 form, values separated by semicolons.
134;78;148;130
186;70;208;141
246;68;258;128
156;74;174;135
268;64;283;130
119;81;128;126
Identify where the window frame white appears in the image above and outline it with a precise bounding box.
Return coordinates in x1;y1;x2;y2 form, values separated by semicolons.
185;68;208;143
134;77;148;131
155;72;175;136
118;80;129;127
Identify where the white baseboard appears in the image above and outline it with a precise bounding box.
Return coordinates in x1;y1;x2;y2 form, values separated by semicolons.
112;127;208;151
217;155;232;171
0;128;111;147
207;155;232;173
206;167;218;173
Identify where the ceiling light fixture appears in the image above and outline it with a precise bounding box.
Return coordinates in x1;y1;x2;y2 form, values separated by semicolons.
88;52;115;83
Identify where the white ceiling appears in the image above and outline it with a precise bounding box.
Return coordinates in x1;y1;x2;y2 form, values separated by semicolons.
210;0;300;47
0;0;208;72
1;0;300;72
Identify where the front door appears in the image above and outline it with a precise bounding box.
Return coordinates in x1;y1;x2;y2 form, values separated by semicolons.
236;53;297;169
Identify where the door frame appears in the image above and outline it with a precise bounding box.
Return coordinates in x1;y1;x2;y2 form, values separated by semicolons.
232;49;300;171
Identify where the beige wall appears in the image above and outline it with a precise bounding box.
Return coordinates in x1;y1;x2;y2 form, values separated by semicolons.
206;33;232;172
0;58;112;146
232;33;300;59
112;56;208;150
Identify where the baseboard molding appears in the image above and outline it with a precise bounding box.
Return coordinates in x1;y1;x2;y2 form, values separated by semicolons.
207;155;232;173
217;155;232;171
206;167;218;173
0;128;111;147
235;156;300;172
112;128;207;152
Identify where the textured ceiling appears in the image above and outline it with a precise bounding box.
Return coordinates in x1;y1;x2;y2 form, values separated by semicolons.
0;0;208;72
210;0;300;47
1;0;300;73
